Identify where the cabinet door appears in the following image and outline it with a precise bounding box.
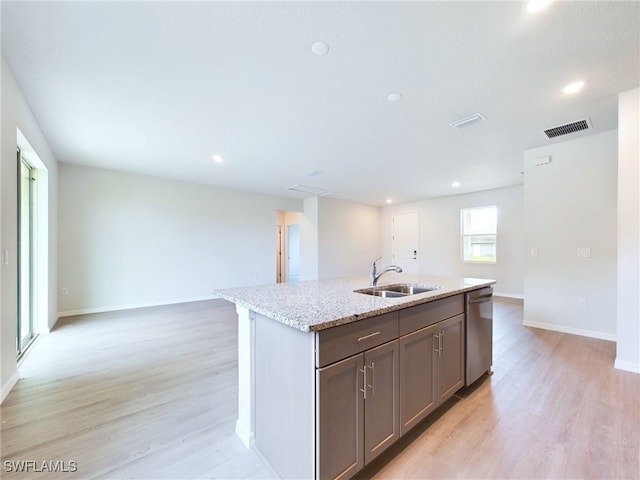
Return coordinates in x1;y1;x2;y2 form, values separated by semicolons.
364;340;399;465
435;313;465;404
398;324;437;435
317;354;364;480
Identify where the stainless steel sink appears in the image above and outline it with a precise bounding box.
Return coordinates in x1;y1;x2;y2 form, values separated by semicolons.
355;283;440;298
362;289;407;298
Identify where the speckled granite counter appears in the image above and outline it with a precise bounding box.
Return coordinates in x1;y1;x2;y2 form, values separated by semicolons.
214;273;495;332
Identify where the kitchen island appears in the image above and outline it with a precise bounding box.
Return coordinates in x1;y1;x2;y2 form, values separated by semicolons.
214;274;495;480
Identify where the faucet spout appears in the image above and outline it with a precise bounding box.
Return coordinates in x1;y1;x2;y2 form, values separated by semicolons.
370;257;403;286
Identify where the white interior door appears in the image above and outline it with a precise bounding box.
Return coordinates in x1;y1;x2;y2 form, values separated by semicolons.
392;211;419;274
286;224;300;282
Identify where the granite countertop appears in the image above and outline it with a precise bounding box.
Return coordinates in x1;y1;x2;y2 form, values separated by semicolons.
213;273;495;333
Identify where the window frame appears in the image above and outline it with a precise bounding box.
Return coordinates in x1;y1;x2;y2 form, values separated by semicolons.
460;205;497;264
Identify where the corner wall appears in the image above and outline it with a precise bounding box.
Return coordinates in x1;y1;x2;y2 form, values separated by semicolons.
381;185;524;297
317;197;381;279
300;197;319;281
1;57;59;402
523;130;618;340
616;87;640;372
58;163;302;315
299;196;381;281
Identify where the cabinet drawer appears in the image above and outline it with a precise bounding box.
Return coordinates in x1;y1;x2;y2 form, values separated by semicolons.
316;312;398;368
398;294;464;336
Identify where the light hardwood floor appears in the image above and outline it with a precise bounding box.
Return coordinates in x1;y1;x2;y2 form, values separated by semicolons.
1;298;638;479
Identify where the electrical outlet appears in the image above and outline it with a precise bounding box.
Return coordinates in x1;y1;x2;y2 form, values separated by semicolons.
530;248;539;257
61;287;69;296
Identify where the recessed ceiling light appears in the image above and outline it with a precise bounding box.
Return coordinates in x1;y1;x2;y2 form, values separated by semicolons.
451;181;461;188
311;42;329;56
212;154;224;163
562;80;585;94
386;198;393;204
387;93;402;102
526;0;552;12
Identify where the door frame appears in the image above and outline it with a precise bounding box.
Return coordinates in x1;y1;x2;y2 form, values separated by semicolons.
392;210;419;274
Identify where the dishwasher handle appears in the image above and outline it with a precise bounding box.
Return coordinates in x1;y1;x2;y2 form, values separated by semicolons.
468;294;493;304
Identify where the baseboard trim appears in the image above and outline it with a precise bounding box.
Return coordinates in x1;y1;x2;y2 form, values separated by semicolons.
1;370;20;405
235;419;255;449
57;295;216;319
251;442;284;480
522;319;616;342
614;359;640;374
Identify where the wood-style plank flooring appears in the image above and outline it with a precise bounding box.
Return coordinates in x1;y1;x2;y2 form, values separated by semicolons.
2;298;639;479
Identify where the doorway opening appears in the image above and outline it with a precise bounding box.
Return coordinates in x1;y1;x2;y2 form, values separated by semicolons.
276;210;302;283
286;224;300;282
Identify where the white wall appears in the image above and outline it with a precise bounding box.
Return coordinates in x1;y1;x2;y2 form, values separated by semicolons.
523;130;618;340
1;57;59;402
616;87;640;372
58;168;381;311
299;196;381;281
58;163;301;315
317;197;381;279
381;185;524;297
300;197;319;281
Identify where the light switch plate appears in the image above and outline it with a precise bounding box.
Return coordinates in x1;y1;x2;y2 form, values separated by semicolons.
577;248;591;258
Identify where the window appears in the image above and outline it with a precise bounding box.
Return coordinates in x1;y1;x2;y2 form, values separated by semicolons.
461;206;497;263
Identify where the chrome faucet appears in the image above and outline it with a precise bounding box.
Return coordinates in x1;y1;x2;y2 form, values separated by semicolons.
370;256;403;286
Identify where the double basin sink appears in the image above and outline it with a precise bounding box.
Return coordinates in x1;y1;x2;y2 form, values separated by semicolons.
355;283;440;298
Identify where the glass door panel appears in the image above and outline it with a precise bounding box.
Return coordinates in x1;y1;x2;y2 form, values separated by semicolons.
17;153;34;356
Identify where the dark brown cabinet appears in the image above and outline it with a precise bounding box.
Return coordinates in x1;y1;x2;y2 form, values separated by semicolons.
315;295;467;480
316;339;399;480
398;313;465;435
316;353;364;480
248;287;492;480
435;313;465;404
363;340;399;464
399;324;437;434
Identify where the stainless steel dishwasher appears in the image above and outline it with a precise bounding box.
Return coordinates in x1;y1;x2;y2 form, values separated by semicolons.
465;287;493;386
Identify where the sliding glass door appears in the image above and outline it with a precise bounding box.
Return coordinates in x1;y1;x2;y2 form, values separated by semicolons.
17;149;35;357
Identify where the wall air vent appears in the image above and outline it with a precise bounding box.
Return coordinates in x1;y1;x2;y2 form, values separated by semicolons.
543;118;592;139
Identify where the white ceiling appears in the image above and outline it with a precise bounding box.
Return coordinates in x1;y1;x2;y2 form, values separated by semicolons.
2;1;639;206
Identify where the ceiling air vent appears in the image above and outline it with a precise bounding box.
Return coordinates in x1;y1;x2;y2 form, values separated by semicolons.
543;118;592;139
286;184;334;197
450;113;486;129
